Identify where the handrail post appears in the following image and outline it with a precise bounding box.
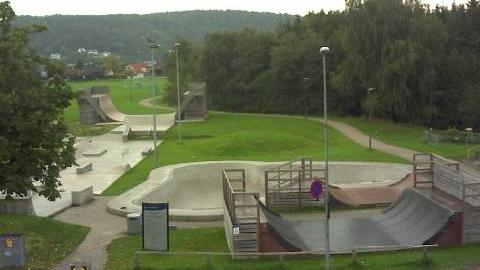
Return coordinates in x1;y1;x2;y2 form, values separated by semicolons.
265;171;269;207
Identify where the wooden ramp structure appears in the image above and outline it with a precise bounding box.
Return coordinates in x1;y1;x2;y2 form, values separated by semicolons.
77;86;125;124
177;82;208;121
223;169;260;256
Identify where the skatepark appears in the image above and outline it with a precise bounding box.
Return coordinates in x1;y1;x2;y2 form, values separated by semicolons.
3;81;480;269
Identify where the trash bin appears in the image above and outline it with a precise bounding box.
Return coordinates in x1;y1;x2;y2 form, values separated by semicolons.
127;213;142;234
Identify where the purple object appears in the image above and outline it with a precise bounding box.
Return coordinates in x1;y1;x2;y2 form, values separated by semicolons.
310;179;324;199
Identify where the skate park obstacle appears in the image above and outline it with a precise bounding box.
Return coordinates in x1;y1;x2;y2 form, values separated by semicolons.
76;162;93;174
71;186;94;206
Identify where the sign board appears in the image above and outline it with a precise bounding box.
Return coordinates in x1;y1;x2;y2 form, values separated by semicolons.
0;234;26;268
142;202;169;251
232;226;240;235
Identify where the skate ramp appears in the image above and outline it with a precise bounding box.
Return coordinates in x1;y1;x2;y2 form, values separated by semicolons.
98;94;126;122
261;188;453;252
329;174;413;206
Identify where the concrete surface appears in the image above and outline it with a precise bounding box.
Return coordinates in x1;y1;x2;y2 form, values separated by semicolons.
108;161;410;220
53;197;125;270
32;133;154;217
111;113;175;134
261;188;453;253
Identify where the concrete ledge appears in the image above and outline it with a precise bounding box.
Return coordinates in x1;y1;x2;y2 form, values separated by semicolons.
72;186;94;206
0;192;35;215
82;149;107;157
76;163;93;174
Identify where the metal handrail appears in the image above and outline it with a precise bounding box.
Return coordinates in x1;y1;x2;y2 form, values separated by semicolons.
467;145;480;160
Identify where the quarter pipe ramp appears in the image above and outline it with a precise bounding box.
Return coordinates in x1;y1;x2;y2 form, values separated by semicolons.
261;188;455;252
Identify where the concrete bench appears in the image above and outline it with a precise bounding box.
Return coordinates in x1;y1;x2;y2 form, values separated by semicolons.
71;186;94;206
76;163;93;174
82;149;107;157
141;147;152;156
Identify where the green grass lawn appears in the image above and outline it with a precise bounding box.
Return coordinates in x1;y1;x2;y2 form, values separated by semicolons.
106;227;480;270
63;78;175;136
336;117;478;160
0;215;90;269
102;112;406;195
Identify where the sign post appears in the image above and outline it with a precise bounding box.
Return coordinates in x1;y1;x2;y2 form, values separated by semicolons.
0;234;26;268
142;202;169;251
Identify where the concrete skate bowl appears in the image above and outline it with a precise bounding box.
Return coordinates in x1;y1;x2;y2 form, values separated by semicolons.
98;94;126;122
108;161;410;221
261;187;457;253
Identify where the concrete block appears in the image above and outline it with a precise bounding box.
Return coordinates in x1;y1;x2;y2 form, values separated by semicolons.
71;186;94;206
76;163;93;174
82;149;107;157
141;147;152;156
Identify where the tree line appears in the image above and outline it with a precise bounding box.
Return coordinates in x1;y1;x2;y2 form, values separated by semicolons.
14;10;290;62
166;0;480;130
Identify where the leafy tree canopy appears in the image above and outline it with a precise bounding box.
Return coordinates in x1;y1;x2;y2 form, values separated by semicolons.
0;1;75;200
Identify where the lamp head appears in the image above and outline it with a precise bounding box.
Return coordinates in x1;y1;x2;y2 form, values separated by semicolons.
175;42;181;48
320;47;330;54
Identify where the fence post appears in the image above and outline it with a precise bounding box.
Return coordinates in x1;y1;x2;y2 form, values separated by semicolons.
133;252;139;270
422;246;429;263
352;249;358;265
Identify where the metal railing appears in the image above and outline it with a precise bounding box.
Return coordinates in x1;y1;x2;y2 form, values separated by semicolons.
264;157;326;208
132;244;438;268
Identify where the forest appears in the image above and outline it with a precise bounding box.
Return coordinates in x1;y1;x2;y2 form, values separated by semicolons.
164;0;480;130
14;10;290;61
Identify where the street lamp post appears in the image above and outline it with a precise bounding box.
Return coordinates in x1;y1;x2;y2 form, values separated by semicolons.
175;42;182;142
150;43;161;162
303;77;310;120
320;46;331;270
368;87;376;151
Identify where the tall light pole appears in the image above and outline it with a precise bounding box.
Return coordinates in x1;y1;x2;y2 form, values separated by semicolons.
368;87;376;151
303;77;310;120
175;42;182;142
320;46;331;270
150;43;161;162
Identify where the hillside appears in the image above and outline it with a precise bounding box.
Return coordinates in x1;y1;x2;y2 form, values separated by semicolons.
14;10;291;61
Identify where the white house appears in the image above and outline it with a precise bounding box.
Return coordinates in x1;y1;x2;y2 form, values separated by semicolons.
50;53;61;60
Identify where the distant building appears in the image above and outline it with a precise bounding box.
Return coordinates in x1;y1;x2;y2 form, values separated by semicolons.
77;48;87;53
101;51;111;57
87;49;98;56
127;63;148;75
50;53;61;60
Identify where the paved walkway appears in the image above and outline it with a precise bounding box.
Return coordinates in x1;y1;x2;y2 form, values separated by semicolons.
53;197;125;270
53;196;223;270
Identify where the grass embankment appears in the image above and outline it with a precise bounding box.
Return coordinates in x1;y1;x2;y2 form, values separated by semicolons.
106;227;480;270
64;78;174;136
337;117;477;160
102;112;406;195
0;215;89;269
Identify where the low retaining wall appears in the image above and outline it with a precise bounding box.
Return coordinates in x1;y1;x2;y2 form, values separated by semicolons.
0;193;35;215
72;186;94;206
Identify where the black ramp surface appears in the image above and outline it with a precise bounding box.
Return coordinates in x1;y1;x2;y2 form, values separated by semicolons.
261;188;453;252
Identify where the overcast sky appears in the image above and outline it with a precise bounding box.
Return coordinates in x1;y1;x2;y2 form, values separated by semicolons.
9;0;469;16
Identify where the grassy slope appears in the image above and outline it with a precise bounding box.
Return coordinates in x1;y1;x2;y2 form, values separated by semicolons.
106;227;480;270
0;215;90;269
102;112;406;195
336;117;477;160
63;78;174;136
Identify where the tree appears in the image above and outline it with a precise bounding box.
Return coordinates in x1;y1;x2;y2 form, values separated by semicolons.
102;54;123;75
0;2;75;200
